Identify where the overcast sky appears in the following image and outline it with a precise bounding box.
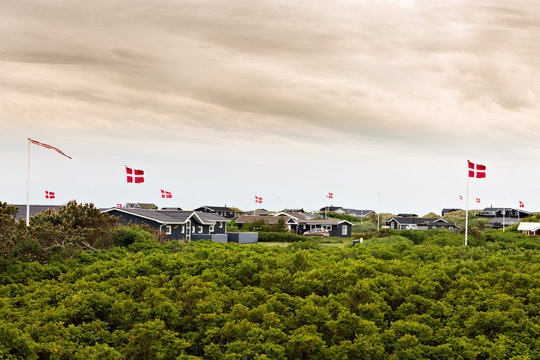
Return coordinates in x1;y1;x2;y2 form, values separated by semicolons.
1;0;539;215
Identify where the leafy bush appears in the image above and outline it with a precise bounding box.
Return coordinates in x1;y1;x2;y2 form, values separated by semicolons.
0;202;27;258
114;225;159;252
325;212;357;223
1;201;121;262
351;232;376;240
366;235;413;246
258;232;306;242
0;237;538;358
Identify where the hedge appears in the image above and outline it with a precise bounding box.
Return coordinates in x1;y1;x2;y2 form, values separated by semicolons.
257;232;306;242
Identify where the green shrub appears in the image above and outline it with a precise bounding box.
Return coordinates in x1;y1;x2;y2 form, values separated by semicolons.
365;235;413;246
258;232;306;242
114;225;157;247
351;232;376;240
325;212;357;223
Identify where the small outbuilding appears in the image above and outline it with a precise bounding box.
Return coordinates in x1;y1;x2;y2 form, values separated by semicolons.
517;222;540;235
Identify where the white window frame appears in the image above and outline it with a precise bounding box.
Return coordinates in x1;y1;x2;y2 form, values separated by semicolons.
342;225;347;235
165;225;172;235
198;225;203;233
323;225;332;231
209;225;214;232
181;226;185;234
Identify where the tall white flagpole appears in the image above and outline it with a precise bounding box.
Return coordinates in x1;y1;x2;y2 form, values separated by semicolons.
26;138;31;227
377;191;380;231
465;162;469;246
502;200;506;232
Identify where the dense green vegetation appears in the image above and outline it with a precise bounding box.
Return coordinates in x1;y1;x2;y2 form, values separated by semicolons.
258;232;306;243
0;240;538;358
1;202;539;358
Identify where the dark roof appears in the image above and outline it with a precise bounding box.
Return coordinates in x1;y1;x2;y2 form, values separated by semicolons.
442;208;461;215
296;219;353;226
482;207;504;212
482;207;531;214
246;209;269;215
274;212;312;220
387;217;442;225
11;204;62;221
320;206;344;212
103;208;228;225
387;217;457;228
106;208;190;224
282;208;304;213
344;209;374;216
424;221;458;228
195;211;230;222
195;206;234;212
397;213;418;217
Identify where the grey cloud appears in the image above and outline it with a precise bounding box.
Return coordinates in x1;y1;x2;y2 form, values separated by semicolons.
2;0;540;152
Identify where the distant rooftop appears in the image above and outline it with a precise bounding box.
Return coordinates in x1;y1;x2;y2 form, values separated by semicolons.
397;213;418;218
11;204;62;221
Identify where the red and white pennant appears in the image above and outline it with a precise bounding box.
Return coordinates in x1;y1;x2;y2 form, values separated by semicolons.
29;138;72;159
161;190;172;199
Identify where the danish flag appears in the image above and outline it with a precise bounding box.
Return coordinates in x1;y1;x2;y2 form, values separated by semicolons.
459;195;463;200
45;191;55;199
117;203;123;208
519;201;525;208
255;195;263;204
161;190;172;198
126;166;144;183
326;192;334;199
468;161;486;178
476;198;481;203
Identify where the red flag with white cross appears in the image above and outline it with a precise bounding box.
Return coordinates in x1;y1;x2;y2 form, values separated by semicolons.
126;166;144;183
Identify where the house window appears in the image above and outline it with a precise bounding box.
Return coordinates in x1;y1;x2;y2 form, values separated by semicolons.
192;226;195;232
323;225;332;231
181;226;185;234
342;226;347;235
165;226;172;235
210;225;214;232
198;226;203;233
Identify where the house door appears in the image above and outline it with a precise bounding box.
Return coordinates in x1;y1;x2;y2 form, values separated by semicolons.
186;220;191;241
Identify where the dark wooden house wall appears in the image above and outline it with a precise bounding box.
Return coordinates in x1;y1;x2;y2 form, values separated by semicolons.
329;223;352;237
